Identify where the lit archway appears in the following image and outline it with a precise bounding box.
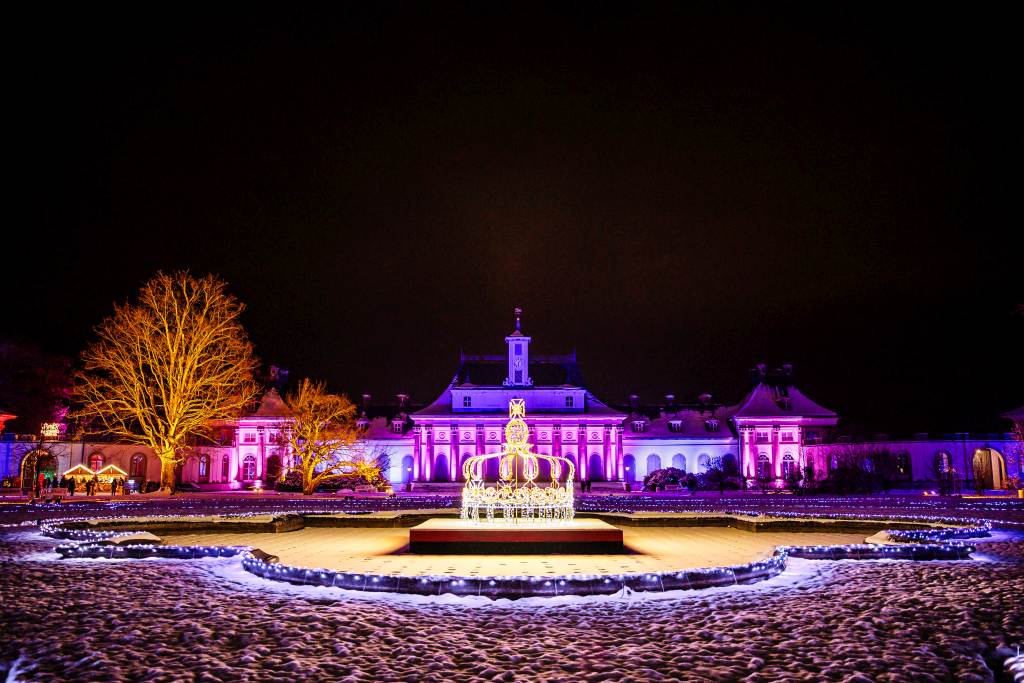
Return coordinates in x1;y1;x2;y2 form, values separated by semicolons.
972;447;1007;490
434;453;450;482
623;453;636;482
20;449;57;489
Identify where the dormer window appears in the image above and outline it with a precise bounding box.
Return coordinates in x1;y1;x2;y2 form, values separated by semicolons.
565;396;574;408
668;420;682;433
778;397;792;410
704;418;720;432
391;421;404;434
631;420;647;433
463;396;472;408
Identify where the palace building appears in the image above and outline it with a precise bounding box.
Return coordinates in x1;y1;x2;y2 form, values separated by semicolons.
1;312;1020;493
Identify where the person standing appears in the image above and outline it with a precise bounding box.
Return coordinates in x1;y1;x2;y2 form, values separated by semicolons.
68;478;76;497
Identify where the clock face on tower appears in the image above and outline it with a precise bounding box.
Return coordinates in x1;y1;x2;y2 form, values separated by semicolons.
513;358;522;369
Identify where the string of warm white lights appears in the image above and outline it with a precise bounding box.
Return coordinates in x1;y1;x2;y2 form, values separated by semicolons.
461;399;575;523
36;506;990;598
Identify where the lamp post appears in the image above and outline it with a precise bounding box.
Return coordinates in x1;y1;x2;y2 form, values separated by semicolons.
405;466;413;492
623;466;631;492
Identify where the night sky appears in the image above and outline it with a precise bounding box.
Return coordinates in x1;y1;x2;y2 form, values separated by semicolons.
5;5;1021;434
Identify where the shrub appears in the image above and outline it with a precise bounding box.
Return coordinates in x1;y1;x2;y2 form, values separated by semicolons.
643;467;686;491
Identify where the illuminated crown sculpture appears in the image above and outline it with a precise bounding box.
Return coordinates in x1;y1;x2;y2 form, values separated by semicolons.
461;399;575;524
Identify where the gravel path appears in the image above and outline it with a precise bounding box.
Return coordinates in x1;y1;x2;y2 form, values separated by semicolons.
1;530;1021;682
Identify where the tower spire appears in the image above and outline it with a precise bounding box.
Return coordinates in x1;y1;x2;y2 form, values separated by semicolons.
514;306;522;332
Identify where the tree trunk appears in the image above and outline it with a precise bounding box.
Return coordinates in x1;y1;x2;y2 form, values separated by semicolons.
158;451;177;494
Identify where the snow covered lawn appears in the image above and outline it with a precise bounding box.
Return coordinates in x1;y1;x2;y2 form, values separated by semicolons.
1;530;1021;681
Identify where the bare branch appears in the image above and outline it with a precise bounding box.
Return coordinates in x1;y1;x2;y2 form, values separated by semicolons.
73;271;260;491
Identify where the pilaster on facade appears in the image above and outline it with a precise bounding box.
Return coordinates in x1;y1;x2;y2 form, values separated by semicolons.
578;423;588;480
424;426;433;482
771;425;781;479
740;427;754;478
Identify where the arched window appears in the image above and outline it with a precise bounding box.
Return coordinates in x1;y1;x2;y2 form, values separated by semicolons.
89;453;104;471
646;454;662;474
721;453;737;474
563;453;577;482
936;451;951;474
697;453;711;471
623;454;636;482
222;455;230;481
895;451;911;477
781;453;796;480
588;453;604;481
198;455;209;482
757;452;771;479
242;455;256;480
672;453;686;471
129;453;146;477
401;454;415;481
434;453;450;482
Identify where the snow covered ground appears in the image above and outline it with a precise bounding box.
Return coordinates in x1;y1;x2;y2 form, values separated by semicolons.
1;529;1021;682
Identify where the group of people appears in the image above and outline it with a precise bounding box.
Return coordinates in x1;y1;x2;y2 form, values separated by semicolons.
32;473;129;498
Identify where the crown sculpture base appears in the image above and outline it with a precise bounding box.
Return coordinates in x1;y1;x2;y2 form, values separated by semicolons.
460;399;576;525
409;517;624;554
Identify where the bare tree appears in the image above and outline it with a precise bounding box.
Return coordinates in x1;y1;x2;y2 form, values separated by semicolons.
277;378;367;495
73;272;260;492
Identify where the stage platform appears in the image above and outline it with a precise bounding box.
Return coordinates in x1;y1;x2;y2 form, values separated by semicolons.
408;518;625;554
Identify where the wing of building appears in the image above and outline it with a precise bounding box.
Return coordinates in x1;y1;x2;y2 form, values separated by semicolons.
1;315;1019;494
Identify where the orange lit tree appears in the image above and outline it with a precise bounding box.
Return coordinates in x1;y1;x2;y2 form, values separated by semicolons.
73;272;260;492
277;378;373;495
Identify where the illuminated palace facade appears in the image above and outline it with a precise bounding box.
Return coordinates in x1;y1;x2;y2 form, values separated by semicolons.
362;315;845;487
1;316;1020;492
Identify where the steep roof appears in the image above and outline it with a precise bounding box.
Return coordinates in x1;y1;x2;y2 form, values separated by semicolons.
733;382;837;419
1002;405;1024;423
413;380;623;418
361;416;412;439
415;381;457;416
253;388;291;417
454;357;584;387
624;405;740;439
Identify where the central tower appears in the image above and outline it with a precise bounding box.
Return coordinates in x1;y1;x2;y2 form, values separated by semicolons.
504;306;532;387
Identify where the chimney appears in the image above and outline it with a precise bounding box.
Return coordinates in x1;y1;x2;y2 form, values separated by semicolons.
396;393;409;408
664;393;675;405
362;394;372;410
